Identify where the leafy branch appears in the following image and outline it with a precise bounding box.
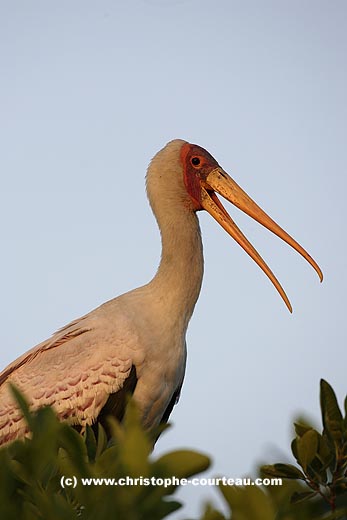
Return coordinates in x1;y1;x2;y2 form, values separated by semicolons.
263;379;347;519
0;386;210;520
3;381;347;519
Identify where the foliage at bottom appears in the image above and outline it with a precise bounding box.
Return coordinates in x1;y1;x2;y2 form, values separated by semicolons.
1;380;347;519
0;386;209;520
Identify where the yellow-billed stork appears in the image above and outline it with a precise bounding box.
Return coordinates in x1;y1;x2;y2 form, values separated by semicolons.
0;139;322;445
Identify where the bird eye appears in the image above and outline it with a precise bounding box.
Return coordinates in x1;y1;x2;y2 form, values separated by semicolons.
191;157;201;166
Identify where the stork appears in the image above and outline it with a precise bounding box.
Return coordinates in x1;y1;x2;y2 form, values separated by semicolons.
0;139;322;445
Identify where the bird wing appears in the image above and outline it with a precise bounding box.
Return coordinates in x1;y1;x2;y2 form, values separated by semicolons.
0;312;138;445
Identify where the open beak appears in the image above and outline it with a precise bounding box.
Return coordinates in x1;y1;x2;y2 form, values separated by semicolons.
200;167;323;312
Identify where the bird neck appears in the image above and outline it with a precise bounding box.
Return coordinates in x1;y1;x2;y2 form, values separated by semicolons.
150;207;204;329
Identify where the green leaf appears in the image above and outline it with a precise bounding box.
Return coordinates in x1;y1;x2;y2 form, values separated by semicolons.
95;422;108;459
316;433;333;473
320;379;343;441
290;490;317;504
58;423;90;476
9;384;34;431
291;437;299;463
294;421;316;438
343;395;347;432
262;463;305;480
320;379;342;422
94;444;119;476
201;503;227;520
219;484;275;520
0;388;215;520
84;425;97;462
154;449;210;481
296;429;319;472
119;400;152;476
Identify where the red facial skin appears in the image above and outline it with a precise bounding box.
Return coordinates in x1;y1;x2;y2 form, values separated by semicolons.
180;143;219;210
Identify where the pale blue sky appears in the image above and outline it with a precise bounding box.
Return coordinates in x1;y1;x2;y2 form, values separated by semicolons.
1;1;346;517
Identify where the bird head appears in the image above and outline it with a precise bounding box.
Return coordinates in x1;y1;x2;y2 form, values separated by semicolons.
147;139;322;312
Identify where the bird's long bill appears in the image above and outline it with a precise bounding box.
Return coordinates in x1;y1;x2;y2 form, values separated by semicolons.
201;167;323;312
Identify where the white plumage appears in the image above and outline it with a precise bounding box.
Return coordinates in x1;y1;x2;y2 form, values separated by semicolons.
0;139;322;445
